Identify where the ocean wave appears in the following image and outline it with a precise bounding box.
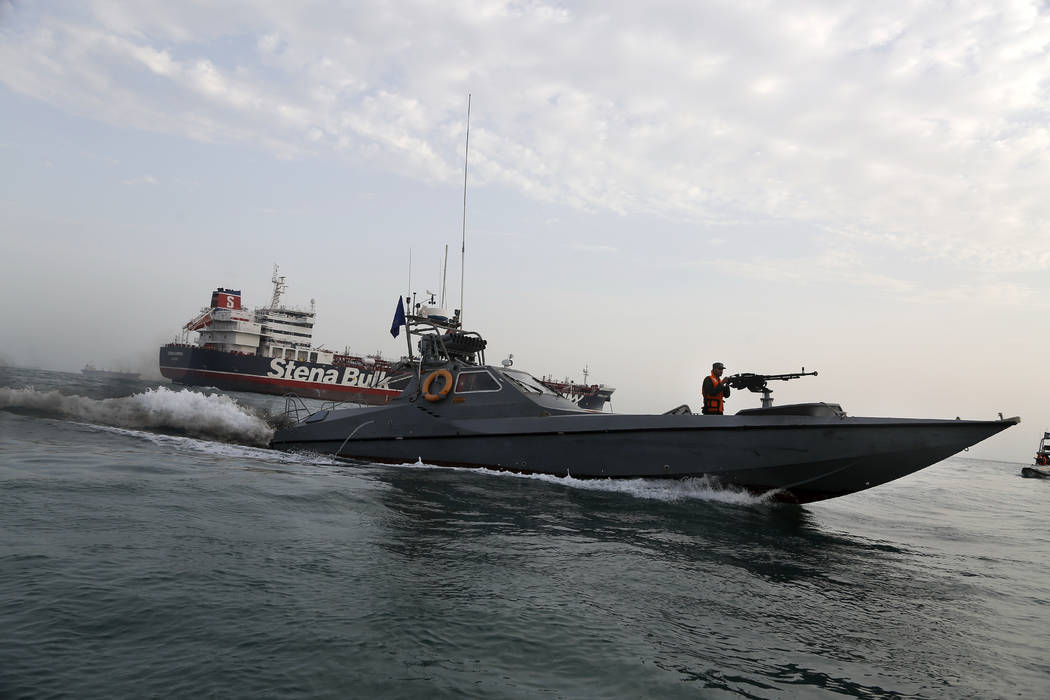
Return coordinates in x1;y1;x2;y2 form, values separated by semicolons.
0;386;274;446
87;424;346;468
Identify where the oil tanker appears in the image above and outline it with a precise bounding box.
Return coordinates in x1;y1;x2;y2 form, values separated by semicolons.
159;267;614;409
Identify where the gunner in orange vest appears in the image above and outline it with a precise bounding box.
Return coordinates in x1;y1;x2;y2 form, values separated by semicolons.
702;362;731;415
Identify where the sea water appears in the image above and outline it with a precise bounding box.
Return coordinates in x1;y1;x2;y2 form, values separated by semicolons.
1;367;1048;699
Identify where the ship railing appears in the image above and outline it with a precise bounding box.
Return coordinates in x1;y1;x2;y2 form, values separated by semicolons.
405;316;487;364
281;394;313;423
541;381;602;398
395;316;488;395
280;393;366;424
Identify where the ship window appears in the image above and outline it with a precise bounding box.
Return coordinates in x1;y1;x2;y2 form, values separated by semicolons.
501;369;558;396
310;352;318;362
455;370;501;394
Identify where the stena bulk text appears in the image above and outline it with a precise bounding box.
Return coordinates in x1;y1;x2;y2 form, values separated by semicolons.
267;359;392;388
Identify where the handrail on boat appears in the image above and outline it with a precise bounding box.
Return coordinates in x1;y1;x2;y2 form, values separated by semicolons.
281;394;312;423
280;393;362;423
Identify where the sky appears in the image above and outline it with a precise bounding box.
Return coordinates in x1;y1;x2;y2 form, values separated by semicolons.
2;0;1048;462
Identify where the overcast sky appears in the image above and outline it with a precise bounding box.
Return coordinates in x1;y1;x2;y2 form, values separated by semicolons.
2;1;1048;461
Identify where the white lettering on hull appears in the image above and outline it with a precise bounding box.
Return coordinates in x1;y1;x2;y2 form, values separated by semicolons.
268;358;393;391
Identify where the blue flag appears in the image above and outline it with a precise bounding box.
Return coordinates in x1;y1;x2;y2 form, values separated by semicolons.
390;296;406;338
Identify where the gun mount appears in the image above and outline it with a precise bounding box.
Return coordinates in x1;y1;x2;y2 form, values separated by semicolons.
725;369;818;408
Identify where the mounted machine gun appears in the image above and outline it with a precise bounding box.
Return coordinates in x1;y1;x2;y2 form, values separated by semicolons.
724;369;818;409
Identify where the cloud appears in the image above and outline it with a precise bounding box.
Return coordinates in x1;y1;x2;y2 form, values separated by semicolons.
569;243;617;253
703;254;920;297
914;281;1039;307
121;175;158;185
3;1;1050;271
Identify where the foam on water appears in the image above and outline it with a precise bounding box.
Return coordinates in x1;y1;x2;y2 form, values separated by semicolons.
89;424;344;468
0;386;274;446
397;458;774;506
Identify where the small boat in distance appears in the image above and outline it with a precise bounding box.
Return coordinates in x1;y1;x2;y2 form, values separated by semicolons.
1022;432;1050;478
271;309;1019;504
81;364;140;381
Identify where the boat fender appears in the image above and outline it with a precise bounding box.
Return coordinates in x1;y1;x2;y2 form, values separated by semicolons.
422;369;453;402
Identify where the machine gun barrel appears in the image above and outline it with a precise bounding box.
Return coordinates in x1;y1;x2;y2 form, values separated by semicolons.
748;370;818;383
723;369;818;407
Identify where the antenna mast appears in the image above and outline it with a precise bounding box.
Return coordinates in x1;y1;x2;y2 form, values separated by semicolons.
460;93;471;325
441;244;449;308
269;263;286;308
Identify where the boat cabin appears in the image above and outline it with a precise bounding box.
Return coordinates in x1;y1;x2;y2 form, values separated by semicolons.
1036;432;1050;466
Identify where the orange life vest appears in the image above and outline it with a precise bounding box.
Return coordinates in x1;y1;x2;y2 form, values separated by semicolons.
703;373;724;414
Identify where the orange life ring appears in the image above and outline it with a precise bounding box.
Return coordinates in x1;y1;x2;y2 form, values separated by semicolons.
422;369;453;402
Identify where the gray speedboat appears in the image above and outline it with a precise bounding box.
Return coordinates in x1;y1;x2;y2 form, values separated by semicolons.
270;312;1019;503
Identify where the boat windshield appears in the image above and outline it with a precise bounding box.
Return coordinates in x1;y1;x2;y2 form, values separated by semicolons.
500;369;560;396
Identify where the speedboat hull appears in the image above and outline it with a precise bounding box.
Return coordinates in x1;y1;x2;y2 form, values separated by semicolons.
272;409;1019;503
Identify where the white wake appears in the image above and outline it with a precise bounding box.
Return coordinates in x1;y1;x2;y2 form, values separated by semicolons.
399;459;774;505
0;385;274;446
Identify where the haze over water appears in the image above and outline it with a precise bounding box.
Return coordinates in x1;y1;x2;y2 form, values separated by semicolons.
1;368;1047;698
5;2;1050;466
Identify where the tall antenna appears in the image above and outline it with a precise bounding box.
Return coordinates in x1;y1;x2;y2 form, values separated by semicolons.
460;93;471;325
441;243;449;308
269;263;286;308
